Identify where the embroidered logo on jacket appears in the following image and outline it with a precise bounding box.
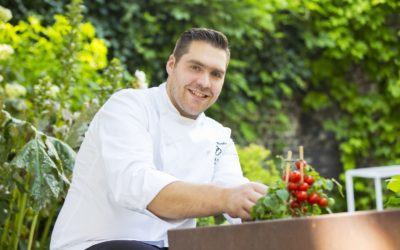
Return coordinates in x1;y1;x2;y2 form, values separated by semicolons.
214;142;226;166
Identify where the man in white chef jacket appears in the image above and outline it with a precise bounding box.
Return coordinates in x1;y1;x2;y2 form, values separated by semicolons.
50;28;268;250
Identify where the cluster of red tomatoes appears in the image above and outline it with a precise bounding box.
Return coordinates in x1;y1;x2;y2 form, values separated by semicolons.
285;160;329;214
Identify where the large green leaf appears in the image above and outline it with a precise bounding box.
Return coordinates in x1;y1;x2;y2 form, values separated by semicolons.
10;134;73;211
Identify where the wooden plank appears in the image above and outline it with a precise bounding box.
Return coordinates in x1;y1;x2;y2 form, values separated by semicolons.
168;209;400;250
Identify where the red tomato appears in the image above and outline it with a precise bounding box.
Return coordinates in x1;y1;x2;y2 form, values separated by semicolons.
304;175;315;185
287;182;298;191
296;191;308;202
318;197;328;207
295;160;307;169
308;192;320;204
298;182;309;191
289;171;301;183
290;200;300;209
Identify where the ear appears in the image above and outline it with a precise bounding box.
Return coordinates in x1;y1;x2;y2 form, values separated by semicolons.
166;55;176;75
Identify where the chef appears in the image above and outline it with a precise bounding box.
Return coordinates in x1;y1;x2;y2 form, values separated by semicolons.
50;27;268;250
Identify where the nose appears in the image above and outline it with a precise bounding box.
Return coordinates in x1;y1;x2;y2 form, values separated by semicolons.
197;72;211;89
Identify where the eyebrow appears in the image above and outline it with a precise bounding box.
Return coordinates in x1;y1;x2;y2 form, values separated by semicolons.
187;59;226;75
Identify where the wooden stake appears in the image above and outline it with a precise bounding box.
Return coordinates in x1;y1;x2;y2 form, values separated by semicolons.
299;145;304;183
285;151;292;183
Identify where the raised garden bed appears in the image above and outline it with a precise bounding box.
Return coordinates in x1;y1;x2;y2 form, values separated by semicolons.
168;209;400;250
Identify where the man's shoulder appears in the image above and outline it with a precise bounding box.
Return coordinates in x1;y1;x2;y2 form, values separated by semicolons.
203;116;232;138
109;85;161;108
112;85;158;100
96;86;162;123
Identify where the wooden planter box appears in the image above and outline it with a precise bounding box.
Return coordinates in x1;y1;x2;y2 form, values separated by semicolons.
168;209;400;250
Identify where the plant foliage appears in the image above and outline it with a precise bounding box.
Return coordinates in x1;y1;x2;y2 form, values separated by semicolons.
251;150;342;220
0;1;132;248
386;175;400;207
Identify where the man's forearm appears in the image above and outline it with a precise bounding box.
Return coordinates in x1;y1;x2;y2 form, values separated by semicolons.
147;181;227;219
147;181;267;220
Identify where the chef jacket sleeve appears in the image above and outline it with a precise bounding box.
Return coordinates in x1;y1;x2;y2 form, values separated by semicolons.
95;90;179;212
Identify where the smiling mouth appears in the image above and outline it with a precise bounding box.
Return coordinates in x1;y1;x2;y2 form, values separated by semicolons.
188;89;208;98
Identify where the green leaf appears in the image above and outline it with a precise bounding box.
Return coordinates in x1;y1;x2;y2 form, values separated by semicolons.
10;135;72;211
387;176;400;193
324;179;334;191
276;188;289;202
277;204;288;213
385;197;400;207
0;110;12;164
303;92;330;111
11;137;57;210
239;123;257;142
263;196;279;210
47;136;76;171
332;178;344;197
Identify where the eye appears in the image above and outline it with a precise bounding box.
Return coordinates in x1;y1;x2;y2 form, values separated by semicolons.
211;71;223;79
190;64;202;71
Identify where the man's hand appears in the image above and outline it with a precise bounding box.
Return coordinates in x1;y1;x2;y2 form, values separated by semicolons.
223;182;268;220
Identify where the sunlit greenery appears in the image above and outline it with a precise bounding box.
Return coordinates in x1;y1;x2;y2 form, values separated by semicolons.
1;0;400;248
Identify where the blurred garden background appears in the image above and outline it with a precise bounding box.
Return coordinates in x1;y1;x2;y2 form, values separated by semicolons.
0;0;399;249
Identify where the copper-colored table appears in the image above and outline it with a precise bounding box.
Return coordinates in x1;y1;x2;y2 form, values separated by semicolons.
168;209;400;250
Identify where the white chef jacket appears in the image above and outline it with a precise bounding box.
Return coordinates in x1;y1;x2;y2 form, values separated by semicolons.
50;83;247;250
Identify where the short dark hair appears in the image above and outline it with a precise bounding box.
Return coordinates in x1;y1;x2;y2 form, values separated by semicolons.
173;28;230;63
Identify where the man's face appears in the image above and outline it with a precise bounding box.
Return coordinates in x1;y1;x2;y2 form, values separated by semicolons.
166;41;228;119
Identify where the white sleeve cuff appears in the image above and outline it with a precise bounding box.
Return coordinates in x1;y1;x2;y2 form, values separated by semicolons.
223;213;242;224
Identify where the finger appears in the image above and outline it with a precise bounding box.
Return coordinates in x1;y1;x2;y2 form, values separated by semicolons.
242;215;255;222
248;190;264;204
243;200;256;213
251;182;268;195
238;209;251;220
